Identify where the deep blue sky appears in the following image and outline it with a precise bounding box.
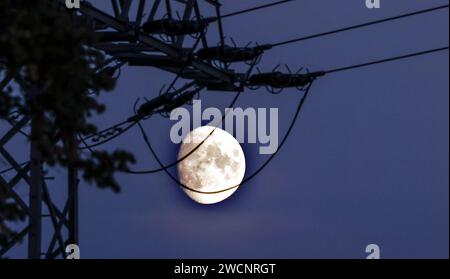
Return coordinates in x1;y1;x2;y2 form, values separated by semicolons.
2;0;449;258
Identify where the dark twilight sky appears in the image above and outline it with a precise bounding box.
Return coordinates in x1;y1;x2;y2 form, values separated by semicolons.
3;0;449;258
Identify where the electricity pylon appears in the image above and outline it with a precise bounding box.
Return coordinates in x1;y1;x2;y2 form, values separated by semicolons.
0;0;274;258
0;110;79;259
0;0;235;260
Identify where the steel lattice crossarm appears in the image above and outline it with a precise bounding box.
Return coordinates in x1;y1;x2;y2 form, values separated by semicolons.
64;0;251;91
0;0;251;259
2;0;446;260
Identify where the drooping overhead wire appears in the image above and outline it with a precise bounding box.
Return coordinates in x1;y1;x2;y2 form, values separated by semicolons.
134;45;448;194
16;1;445;180
128;88;242;175
79;85;232;174
124;54;261;175
129;47;450;183
324;46;449;75
270;4;449;48
78;30;206;151
136;81;314;194
69;2;449;151
77;43;450;160
241;81;314;185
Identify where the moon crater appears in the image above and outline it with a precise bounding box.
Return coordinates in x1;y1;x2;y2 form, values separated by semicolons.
177;126;246;204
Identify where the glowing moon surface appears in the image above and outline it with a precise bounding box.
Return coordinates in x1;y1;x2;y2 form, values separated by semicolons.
177;126;246;204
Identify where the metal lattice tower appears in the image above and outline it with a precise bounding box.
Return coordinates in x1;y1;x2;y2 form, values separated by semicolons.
2;0;446;259
0;113;79;259
0;0;244;260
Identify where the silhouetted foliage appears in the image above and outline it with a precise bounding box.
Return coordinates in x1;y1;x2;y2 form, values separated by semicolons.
0;0;135;247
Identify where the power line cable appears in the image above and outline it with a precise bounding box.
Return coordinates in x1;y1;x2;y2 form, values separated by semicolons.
79;35;247;176
125;89;240;174
109;45;450;174
124;55;261;174
136;81;314;194
219;0;295;20
133;44;449;192
79;34;205;150
77;4;449;150
241;82;313;185
271;4;449;47
37;3;449;177
324;46;449;75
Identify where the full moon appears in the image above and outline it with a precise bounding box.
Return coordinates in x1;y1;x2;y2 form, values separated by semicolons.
177;126;246;204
